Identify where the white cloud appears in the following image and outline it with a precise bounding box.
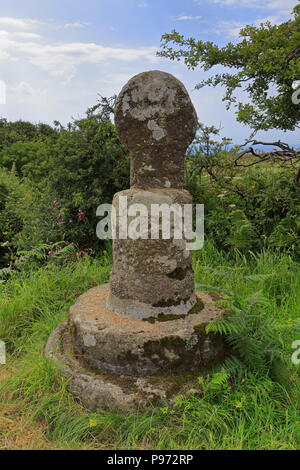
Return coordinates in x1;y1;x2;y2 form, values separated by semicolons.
11;31;41;40
95;72;139;97
213;0;255;5
266;0;298;14
176;15;202;21
216;14;281;37
215;20;244;37
137;2;148;7
212;0;297;12
64;22;88;29
0;17;41;29
213;0;237;4
0;32;158;80
11;81;46;97
254;15;280;25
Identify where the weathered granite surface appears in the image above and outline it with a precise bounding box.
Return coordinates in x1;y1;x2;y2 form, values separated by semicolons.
114;70;198;189
108;188;196;318
70;284;225;376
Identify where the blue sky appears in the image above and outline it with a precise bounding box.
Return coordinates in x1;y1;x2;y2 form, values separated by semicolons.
0;0;298;144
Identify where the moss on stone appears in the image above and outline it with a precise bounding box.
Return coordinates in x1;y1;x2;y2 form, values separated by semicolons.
187;297;204;315
152;297;190;308
143;297;204;323
167;267;189;280
117;349;140;366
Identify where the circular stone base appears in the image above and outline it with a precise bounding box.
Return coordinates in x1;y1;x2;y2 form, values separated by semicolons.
45;286;226;411
45;322;203;411
69;284;225;376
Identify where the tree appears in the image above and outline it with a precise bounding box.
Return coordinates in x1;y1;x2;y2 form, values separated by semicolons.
0;141;52;182
158;4;300;134
0;119;58;151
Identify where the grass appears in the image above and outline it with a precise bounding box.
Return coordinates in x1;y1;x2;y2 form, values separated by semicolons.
0;243;299;450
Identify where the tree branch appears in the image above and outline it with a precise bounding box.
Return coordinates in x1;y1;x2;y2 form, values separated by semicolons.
234;140;300;184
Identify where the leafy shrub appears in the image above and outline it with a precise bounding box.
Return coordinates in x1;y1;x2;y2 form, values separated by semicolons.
187;127;300;257
0;118;58;150
0;140;52;182
0;168;74;267
0;100;130;260
46;104;130;250
0;167;38;267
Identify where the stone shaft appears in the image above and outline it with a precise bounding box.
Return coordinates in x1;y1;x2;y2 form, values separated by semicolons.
109;70;198;319
108;188;196;318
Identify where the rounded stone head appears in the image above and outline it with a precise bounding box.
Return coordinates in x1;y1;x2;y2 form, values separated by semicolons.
114;70;197;189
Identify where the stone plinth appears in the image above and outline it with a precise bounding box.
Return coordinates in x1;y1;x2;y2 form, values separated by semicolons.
70;284;224;376
45;286;225;411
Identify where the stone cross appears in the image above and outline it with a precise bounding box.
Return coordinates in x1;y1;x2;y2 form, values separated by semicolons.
46;70;225;410
108;70;198;319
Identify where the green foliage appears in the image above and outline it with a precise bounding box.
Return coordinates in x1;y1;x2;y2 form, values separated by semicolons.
158;4;300;133
185;122;233;198
1;99;297;265
227;210;258;250
186;125;300;256
0;256;112;353
45;102;130;250
0;141;52;182
0;118;58;151
0;98;130;260
206;290;289;377
269;213;300;252
0;167;39;267
0;167;73;266
198;372;231;400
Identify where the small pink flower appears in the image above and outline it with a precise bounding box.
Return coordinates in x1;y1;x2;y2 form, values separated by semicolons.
78;209;85;220
69;219;73;223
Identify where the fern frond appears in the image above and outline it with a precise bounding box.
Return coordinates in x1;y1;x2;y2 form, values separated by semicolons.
0;267;13;279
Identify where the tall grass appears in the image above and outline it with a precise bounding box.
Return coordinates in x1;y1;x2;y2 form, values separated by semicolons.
0;244;299;450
